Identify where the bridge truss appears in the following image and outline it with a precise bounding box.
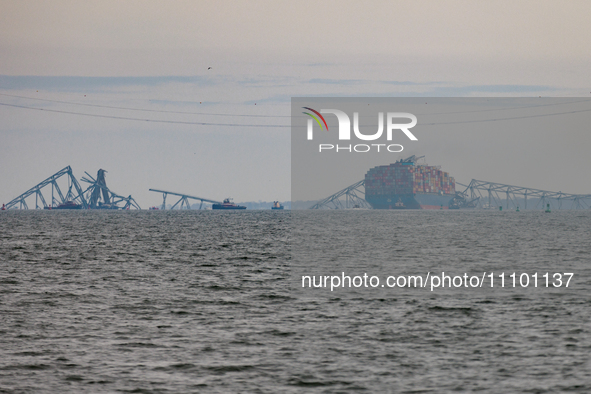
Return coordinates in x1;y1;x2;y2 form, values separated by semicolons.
460;180;591;210
4;166;87;210
308;180;372;209
81;170;141;210
149;189;222;210
309;178;591;210
4;166;140;210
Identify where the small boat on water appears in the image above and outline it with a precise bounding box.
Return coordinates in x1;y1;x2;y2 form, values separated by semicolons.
271;201;284;210
212;198;246;210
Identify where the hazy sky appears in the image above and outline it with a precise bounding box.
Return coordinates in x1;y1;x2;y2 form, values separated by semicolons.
2;1;591;206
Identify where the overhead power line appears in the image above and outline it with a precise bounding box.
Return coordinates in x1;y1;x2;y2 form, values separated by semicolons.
1;96;590;128
4;93;589;119
0;102;290;127
0;93;290;118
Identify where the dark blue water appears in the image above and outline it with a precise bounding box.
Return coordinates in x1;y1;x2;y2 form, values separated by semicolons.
1;210;590;393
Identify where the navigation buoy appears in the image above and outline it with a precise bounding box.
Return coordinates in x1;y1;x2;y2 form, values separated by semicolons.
545;203;551;213
516;206;520;212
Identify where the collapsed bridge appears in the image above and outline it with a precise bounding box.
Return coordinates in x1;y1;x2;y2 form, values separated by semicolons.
308;155;591;210
310;179;591;210
148;189;222;210
458;179;591;210
4;166;140;210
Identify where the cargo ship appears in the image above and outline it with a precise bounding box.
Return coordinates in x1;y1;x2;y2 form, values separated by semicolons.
365;155;455;209
212;198;246;210
271;201;284;210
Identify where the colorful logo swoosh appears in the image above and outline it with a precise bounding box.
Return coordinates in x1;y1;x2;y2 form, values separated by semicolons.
302;107;328;131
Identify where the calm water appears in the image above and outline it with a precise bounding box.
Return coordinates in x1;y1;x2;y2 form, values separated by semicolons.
1;210;590;393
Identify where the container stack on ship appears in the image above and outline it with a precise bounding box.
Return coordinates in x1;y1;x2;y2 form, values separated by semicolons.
365;155;456;209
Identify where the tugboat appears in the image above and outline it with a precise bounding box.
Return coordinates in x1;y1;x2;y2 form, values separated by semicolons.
212;198;246;210
271;201;284;210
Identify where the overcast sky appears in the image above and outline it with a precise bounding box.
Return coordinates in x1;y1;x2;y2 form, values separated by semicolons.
1;1;591;207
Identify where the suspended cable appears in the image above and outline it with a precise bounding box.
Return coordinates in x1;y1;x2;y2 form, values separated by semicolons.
0;102;290;127
4;92;589;119
0;92;290;118
2;99;590;128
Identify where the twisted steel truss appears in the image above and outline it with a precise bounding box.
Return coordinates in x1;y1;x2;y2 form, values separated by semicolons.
4;166;87;210
308;180;372;209
148;189;222;210
460;180;591;210
309;178;591;210
4;166;140;210
81;170;141;210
